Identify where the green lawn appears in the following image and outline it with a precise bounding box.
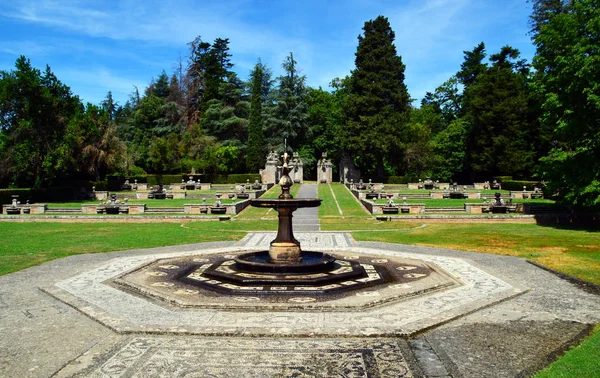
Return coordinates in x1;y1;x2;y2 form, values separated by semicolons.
0;220;275;275
534;325;600;378
318;183;370;218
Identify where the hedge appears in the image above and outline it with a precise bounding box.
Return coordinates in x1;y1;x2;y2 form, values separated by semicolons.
0;187;83;203
107;173;263;189
360;176;409;184
501;180;541;191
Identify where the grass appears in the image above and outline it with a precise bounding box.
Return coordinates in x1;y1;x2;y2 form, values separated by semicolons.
0;220;275;275
348;222;600;286
534;324;600;377
318;183;370;218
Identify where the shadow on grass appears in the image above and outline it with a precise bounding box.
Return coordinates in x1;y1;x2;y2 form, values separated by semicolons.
534;213;600;231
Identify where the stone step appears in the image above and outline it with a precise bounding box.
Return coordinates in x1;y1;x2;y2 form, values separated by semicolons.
396;193;431;199
45;208;83;214
145;208;185;213
424;207;466;213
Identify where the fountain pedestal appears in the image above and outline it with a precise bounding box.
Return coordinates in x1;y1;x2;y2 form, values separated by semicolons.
249;198;321;263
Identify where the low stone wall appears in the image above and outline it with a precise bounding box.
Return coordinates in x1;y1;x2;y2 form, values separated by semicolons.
136;192;149;200
510;191;543;199
464;203;488;214
184;200;250;215
408;183;450;190
93;191;109;200
464;203;523;214
361;199;424;214
430;192;481;199
172;191;186;199
134;191;185;199
2;204;47;214
81;204;146;214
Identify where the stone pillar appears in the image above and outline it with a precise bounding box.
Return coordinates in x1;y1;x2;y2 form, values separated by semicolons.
291;152;304;183
339;152;360;184
262;151;279;184
317;152;333;184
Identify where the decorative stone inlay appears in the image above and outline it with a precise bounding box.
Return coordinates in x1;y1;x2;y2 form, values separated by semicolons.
61;337;414;378
42;233;525;337
114;253;443;309
238;232;353;250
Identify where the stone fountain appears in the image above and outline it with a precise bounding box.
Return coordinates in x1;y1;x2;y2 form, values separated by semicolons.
240;152;322;267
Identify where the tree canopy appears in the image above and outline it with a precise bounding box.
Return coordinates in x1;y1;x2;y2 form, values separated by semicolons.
1;4;599;210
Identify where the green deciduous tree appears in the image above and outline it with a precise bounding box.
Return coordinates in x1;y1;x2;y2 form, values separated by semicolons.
0;56;82;187
343;16;411;176
466;46;534;180
530;0;600;208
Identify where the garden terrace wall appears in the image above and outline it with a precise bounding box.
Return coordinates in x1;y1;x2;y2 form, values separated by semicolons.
184;200;250;215
361;199;424;214
2;204;47;214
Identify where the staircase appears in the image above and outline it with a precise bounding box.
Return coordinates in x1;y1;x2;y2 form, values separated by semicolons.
144;207;185;214
424;207;466;214
45;208;83;214
397;193;430;199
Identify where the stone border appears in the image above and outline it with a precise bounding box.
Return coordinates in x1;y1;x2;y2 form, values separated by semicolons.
41;233;526;337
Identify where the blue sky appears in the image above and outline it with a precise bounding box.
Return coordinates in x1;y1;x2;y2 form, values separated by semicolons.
0;0;535;107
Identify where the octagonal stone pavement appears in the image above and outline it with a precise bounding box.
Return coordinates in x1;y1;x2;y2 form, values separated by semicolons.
0;232;599;378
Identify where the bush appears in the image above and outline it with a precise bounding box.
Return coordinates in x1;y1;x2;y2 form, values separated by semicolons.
227;174;261;184
0;188;34;204
361;176;408;184
494;176;513;182
501;180;540;191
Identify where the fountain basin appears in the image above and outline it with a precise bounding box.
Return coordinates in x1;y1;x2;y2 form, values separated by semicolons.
250;198;322;209
234;251;335;274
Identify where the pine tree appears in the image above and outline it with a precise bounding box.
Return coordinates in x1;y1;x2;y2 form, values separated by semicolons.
246;63;266;172
343;16;411;176
264;52;308;152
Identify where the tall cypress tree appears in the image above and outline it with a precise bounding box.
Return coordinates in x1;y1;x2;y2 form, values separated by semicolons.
246;63;265;172
343;16;411;176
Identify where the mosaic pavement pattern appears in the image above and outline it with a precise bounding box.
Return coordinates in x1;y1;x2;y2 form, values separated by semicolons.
112;252;456;310
60;337;415;378
43;232;525;337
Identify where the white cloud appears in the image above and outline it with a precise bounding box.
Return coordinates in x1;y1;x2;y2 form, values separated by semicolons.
55;66;147;104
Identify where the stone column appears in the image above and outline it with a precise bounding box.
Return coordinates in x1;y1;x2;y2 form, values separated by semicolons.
262;151;279;184
317;152;333;184
291;152;304;183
